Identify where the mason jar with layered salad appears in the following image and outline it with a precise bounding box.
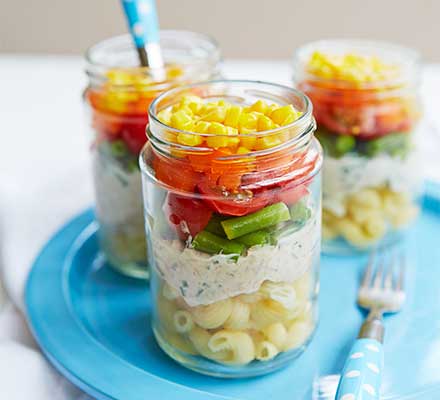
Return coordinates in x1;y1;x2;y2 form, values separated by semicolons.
293;40;422;253
140;81;322;377
84;31;221;278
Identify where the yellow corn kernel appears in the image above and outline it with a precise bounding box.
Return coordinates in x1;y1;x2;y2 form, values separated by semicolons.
105;92;138;112
255;135;282;150
240;126;256;134
157;108;172;125
198;102;220;117
239;112;259;130
200;106;228;123
208;122;228;135
240;135;257;149
172;104;194;117
257;115;278;131
106;69;136;86
283;111;302;126
226;126;239;136
198;102;216;114
188;102;203;114
206;122;228;148
194;121;211;133
170;110;194;131
180;95;203;114
225;126;239;147
270;105;298;126
236;146;250;154
171;103;182;112
224;105;243;128
176;133;203;146
265;103;278;116
166;65;184;80
250;100;268;114
163;130;178;143
227;137;240;148
181;95;202;105
206;136;230;148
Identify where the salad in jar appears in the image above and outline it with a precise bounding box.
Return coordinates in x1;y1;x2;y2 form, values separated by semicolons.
140;81;322;377
84;31;220;278
293;40;422;252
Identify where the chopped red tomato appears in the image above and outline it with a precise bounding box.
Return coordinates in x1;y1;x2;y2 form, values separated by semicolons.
165;193;212;240
275;182;309;205
120;116;149;155
197;180;271;216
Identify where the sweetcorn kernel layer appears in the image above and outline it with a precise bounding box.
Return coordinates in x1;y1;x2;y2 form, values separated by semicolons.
156;96;303;151
306;51;401;84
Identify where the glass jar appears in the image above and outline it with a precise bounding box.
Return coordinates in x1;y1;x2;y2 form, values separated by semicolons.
140;80;322;377
84;31;221;278
292;40;422;254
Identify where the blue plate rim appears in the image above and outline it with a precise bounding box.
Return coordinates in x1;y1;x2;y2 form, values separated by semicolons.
25;211;235;400
24;180;440;400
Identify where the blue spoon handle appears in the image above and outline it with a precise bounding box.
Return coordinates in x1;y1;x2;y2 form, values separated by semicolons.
120;0;163;68
335;338;383;400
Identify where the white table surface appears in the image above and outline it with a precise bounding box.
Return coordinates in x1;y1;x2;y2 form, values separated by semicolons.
0;57;439;399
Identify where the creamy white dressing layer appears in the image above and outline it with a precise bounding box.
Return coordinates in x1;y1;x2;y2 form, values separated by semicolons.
152;212;320;307
323;152;420;216
92;151;144;231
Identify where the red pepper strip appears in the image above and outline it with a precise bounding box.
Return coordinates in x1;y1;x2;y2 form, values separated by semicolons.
153;154;201;192
189;148;256;191
242;149;319;190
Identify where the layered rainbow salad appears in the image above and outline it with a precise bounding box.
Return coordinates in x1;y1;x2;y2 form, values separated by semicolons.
141;88;322;373
86;66;183;276
297;47;421;250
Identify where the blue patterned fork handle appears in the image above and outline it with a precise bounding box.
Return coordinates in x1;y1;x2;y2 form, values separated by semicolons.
335;337;383;400
120;0;164;69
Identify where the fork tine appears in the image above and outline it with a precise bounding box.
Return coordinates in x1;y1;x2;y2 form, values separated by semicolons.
372;247;385;289
384;253;394;290
361;250;375;288
395;252;406;291
373;255;385;289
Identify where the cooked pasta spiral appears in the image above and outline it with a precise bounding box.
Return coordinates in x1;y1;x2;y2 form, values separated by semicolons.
188;326;230;362
190;298;233;329
323;185;418;248
255;340;279;361
209;331;255;365
156;272;316;366
224;300;251;330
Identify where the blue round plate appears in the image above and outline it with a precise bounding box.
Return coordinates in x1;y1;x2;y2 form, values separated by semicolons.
26;183;440;400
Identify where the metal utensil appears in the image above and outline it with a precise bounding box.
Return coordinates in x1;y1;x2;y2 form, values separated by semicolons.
335;249;406;400
120;0;165;80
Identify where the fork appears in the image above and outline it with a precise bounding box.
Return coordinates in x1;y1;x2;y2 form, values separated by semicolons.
335;250;406;400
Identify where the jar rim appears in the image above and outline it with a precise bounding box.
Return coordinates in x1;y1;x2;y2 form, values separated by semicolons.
148;79;314;144
85;30;221;88
142;80;320;196
292;38;421;89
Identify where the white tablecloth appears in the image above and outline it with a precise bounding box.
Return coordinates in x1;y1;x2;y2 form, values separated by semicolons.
0;57;439;399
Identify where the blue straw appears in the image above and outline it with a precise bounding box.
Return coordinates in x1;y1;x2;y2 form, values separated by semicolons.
120;0;165;74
